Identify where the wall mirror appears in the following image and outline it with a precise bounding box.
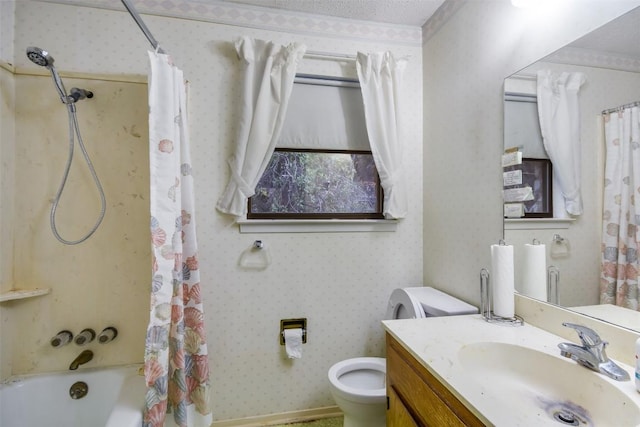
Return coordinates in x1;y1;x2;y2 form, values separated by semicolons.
503;6;640;332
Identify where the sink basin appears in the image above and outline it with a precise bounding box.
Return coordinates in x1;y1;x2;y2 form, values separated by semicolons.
458;342;640;426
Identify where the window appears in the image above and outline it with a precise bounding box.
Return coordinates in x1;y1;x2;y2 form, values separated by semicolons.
520;158;553;218
504;90;554;218
248;148;383;219
247;75;384;220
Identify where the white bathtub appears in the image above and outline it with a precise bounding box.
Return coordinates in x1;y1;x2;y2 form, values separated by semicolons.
0;364;145;427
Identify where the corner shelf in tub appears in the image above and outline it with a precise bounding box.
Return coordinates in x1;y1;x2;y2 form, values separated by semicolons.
0;288;51;302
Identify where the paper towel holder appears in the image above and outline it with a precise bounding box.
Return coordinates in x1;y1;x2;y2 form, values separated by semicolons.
280;318;307;345
479;268;524;326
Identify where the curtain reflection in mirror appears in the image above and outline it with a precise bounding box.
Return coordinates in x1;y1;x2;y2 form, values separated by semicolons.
600;104;640;311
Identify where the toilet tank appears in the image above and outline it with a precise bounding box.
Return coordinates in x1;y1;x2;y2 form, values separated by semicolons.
406;287;478;317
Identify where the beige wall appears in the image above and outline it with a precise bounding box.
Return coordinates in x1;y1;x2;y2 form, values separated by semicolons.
2;0;424;421
422;0;640;307
9;74;150;373
0;66;16;380
0;0;16;384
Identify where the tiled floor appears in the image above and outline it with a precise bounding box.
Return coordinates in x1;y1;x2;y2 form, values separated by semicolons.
277;417;343;427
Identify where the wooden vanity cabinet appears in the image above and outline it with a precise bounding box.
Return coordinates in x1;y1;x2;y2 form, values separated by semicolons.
386;333;485;427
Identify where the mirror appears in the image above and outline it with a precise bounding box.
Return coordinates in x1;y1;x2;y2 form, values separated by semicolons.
503;6;640;332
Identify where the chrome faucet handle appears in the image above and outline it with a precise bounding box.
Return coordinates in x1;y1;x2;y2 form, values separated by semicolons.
559;323;630;382
562;322;604;347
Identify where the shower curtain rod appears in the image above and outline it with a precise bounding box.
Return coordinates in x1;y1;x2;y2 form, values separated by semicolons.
120;0;166;54
602;100;640;115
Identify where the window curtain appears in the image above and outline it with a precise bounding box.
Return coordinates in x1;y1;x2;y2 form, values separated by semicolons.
356;51;408;219
144;51;212;427
536;70;586;216
600;105;640;311
216;37;306;217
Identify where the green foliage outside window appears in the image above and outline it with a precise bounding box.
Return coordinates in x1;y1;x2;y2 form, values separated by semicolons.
248;149;382;219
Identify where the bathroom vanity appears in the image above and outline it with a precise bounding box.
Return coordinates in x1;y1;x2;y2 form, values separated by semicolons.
382;314;640;426
386;333;484;426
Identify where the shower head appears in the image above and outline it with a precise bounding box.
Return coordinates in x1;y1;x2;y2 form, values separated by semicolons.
26;46;54;68
26;46;69;103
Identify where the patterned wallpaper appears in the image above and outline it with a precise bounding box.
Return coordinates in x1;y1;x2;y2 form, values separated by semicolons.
5;0;424;421
547;46;640;74
39;0;423;46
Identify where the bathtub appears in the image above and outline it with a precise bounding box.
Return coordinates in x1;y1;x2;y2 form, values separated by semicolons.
0;364;145;427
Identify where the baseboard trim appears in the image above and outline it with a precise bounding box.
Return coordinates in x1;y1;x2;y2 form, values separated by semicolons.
212;406;342;427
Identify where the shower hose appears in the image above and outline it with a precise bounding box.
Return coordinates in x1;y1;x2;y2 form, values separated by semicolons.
50;102;106;245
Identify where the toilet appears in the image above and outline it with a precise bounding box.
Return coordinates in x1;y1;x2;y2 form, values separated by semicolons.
328;287;478;427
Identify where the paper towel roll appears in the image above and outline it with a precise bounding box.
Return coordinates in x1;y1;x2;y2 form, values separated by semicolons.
521;243;547;301
284;328;303;359
491;244;515;318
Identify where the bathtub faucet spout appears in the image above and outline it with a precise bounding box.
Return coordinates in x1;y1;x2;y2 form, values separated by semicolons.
69;350;93;370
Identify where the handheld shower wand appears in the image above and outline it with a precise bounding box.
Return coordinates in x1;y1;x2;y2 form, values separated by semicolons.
26;47;93;105
26;47;106;245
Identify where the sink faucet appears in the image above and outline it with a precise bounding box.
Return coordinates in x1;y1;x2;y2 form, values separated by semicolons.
69;350;93;370
558;322;630;381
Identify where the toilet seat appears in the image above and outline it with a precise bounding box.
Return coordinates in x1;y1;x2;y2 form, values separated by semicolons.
385;288;425;319
328;357;386;404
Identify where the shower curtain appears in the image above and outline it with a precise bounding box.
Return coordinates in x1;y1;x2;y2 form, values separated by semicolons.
600;104;640;311
144;51;212;427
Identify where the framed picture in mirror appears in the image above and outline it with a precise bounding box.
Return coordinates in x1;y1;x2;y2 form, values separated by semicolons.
522;158;552;218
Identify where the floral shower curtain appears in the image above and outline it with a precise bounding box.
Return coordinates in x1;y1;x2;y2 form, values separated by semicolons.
600;104;640;311
144;51;212;427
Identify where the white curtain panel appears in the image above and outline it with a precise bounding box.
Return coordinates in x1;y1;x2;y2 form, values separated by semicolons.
216;37;306;217
600;105;640;311
536;70;586;216
356;52;408;219
145;52;212;427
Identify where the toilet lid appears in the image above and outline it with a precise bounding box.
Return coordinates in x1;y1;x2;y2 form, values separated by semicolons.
404;286;478;316
385;288;425;319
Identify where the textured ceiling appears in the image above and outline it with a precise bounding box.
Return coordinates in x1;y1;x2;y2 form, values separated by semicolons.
567;6;640;59
220;0;447;26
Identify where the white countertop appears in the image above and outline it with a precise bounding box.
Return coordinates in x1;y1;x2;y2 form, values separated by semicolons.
382;314;640;427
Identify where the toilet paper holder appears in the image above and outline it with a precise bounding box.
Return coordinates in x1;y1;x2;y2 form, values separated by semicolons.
280;318;307;345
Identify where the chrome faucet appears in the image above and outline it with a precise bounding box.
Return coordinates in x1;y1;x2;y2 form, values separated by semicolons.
69;350;93;370
558;322;630;381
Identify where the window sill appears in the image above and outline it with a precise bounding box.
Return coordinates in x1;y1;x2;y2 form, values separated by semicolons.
237;219;398;233
504;218;575;230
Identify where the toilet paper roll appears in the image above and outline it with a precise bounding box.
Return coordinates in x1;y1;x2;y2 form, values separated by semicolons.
522;243;547;301
284;328;303;359
491;244;515;318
